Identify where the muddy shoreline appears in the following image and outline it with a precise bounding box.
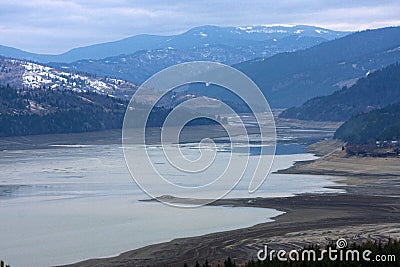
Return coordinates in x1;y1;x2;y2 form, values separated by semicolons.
60;193;399;267
60;142;400;267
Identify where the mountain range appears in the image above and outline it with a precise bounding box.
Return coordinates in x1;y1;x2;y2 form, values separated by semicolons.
45;25;348;85
1;26;399;111
0;25;348;64
1;25;400;138
234;26;400;107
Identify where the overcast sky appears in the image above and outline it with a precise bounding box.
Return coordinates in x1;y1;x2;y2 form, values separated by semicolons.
1;0;399;54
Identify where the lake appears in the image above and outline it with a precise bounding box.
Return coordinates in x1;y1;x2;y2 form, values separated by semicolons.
0;140;342;266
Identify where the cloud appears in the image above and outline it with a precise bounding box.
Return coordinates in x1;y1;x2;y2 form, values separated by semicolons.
0;0;399;54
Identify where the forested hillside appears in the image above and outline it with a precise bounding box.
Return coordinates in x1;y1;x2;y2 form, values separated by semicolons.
280;63;400;121
0;84;127;136
334;101;400;144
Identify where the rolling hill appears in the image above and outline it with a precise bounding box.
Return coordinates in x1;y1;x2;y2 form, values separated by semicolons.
279;63;400;121
0;57;138;136
0;57;137;99
334;101;400;144
0;83;128;137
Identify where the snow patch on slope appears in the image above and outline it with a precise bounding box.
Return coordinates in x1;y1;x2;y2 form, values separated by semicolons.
0;58;137;99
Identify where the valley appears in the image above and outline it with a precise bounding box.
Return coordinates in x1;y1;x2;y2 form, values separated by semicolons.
0;22;399;267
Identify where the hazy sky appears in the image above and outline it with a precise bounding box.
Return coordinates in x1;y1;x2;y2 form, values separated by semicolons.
1;0;399;54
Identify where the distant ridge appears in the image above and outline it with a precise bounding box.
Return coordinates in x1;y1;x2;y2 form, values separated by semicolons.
0;25;348;63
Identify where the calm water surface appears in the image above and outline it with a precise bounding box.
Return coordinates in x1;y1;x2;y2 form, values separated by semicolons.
0;143;343;267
